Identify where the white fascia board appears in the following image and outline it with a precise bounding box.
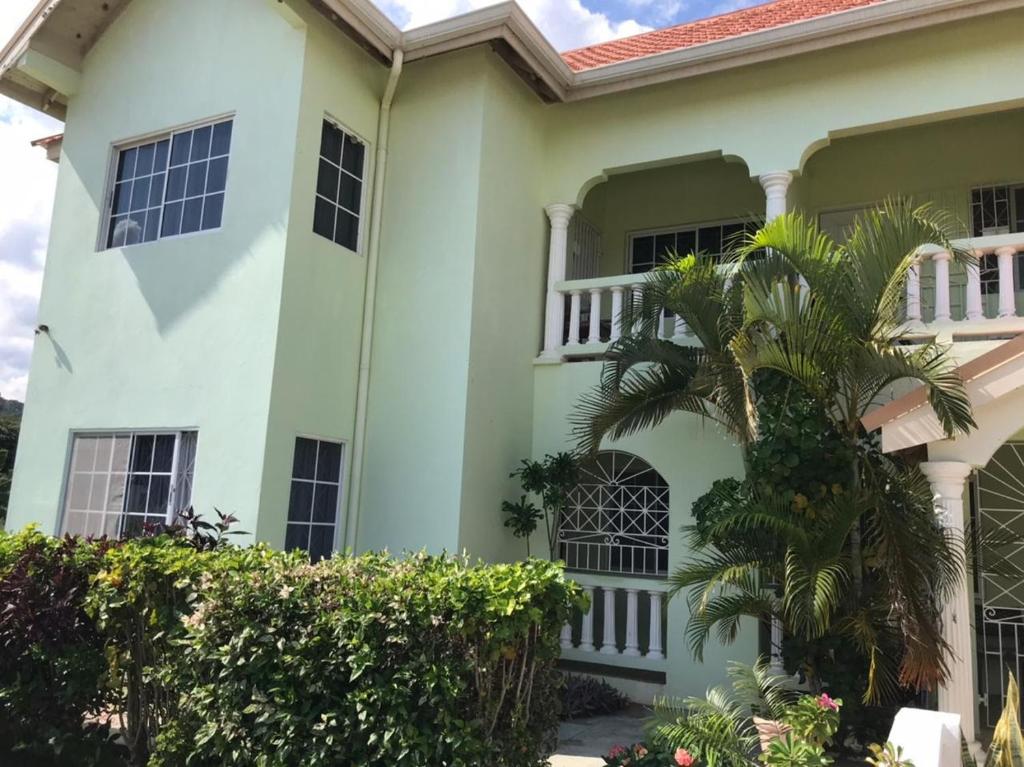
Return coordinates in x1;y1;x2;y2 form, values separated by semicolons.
313;0;402;60
0;0;60;79
568;0;1024;100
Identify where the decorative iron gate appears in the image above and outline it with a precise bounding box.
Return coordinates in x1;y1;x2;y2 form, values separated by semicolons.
974;442;1024;727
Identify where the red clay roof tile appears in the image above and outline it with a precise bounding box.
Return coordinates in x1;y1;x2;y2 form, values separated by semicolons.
562;0;887;71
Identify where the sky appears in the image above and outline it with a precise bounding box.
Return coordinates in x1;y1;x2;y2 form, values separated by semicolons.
0;0;763;402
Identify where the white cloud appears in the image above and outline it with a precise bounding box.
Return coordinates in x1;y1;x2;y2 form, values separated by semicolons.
0;0;62;402
376;0;651;51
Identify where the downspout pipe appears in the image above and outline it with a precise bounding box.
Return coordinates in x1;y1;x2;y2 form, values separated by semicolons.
345;48;404;551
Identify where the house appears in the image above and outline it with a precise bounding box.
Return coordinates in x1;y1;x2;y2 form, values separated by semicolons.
2;0;1024;748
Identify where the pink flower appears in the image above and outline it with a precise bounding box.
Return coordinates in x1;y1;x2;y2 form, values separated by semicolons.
675;748;695;766
817;693;839;711
635;745;648;757
609;745;627;758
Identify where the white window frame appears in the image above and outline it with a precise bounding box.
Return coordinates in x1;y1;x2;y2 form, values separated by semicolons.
96;112;235;252
625;216;751;273
285;434;347;559
313;114;372;255
58;429;199;538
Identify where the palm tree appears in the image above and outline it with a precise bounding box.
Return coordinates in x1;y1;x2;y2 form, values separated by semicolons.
572;201;977;700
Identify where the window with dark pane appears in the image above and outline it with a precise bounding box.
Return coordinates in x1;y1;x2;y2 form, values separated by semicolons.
970;184;1024;237
105;118;232;249
628;219;750;273
313;119;365;251
60;431;197;539
285;437;345;562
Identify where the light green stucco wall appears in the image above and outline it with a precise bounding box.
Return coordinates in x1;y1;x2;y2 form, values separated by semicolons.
532;361;755;696
256;0;387;549
7;0;308;537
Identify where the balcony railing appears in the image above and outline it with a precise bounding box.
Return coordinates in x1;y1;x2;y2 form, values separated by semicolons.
560;574;668;673
544;234;1024;360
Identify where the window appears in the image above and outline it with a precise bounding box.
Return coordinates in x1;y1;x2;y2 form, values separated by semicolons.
104;118;233;249
559;451;669;577
61;431;198;538
313;119;365;251
629;220;754;273
970;184;1024;237
285;437;344;562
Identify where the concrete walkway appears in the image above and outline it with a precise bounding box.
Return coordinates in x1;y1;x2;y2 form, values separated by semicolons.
550;706;652;766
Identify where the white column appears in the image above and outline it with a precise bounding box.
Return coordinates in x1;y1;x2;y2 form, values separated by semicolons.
906;259;923;322
933;250;952;322
610;287;624;342
579;586;595;652
588;288;602;344
965;253;983;321
673;314;688;342
919;461;979;750
600;587;618;655
560;621;573;650
623;589;641;657
759;171;793;222
567;290;582;346
647;591;664;660
541;204;575;359
997;246;1017;318
632;285;644;336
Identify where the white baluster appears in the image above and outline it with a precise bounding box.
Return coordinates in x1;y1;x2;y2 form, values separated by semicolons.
588;288;602;344
906;259;922;322
672;314;688;342
623;589;641;657
632;285;644;336
965;253;983;321
647;591;664;660
579;586;595;652
567;290;582;346
560;621;573;650
599;587;618;655
933;250;951;322
997;246;1017;318
610;287;624;342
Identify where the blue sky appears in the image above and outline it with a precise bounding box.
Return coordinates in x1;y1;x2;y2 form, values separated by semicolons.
0;0;763;400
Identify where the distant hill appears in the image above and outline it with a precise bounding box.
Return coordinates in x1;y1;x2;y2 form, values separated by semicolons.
0;397;23;418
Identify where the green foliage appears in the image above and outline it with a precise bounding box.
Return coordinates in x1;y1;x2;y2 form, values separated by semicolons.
781;694;840;749
561;673;629;720
153;553;582;767
503;452;579;558
761;734;831;767
0;414;19;526
866;742;915;767
985;672;1024;767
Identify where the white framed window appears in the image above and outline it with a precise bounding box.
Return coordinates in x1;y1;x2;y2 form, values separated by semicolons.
284;437;345;562
970;184;1024;238
61;431;198;538
102;117;233;249
628;219;754;273
313;118;366;252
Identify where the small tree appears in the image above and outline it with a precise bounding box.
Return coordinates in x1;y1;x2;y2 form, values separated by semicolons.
502;453;578;559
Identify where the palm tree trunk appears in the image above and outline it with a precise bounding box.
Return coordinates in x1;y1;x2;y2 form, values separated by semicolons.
848;444;864;597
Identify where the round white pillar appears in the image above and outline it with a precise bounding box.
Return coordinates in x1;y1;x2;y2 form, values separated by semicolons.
759;171;793;222
932;250;952;322
541;204;575;359
919;460;980;751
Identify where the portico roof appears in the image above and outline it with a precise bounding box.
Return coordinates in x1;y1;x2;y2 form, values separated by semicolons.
2;0;1022;114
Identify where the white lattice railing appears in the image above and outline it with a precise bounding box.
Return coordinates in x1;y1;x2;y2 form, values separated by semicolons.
560;574;668;672
543;234;1024;359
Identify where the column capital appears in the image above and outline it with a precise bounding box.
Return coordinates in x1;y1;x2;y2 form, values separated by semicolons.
995;245;1019;258
758;171;794;195
930;249;952;263
920;461;973;497
545;203;576;228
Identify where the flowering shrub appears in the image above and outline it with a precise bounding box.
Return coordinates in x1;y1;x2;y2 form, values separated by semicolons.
782;694;842;749
604;743;693;766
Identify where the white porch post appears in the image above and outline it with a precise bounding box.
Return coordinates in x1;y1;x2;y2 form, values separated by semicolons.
965;253;983;321
761;169;795;675
919;461;980;751
541;204;575;359
997;246;1017;318
760;171;792;222
588;288;603;344
906;258;923;322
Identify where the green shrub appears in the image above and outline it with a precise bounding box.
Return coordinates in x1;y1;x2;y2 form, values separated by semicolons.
562;673;629;720
0;527;124;764
152;553;581;767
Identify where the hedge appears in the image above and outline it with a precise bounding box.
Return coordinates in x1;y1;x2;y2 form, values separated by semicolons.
0;527;582;766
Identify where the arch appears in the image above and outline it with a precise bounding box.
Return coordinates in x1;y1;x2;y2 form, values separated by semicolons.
559;450;669;577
